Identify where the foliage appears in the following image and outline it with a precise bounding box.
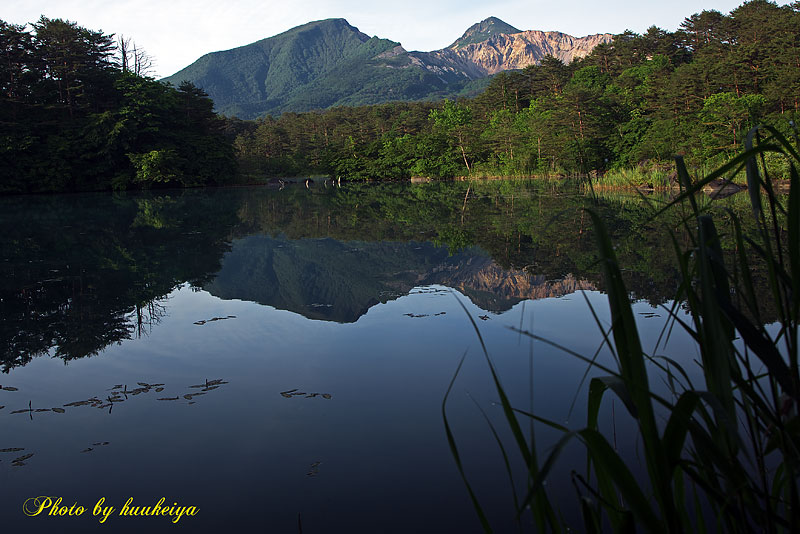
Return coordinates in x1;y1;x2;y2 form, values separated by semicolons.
0;17;236;193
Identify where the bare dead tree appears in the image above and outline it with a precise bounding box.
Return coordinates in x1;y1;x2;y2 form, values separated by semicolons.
116;35;154;77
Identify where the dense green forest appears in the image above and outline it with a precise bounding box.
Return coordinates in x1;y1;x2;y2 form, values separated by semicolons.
232;0;800;181
0;17;236;194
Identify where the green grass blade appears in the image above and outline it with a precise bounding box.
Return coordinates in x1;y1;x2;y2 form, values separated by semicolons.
442;351;494;533
587;376;638;430
578;428;666;534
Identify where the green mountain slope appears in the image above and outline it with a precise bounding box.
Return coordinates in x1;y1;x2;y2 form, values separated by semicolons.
161;17;506;118
163;19;386;117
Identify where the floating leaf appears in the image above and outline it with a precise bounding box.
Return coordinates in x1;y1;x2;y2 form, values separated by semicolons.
322;394;332;400
155;387;164;393
2;386;18;391
52;408;65;414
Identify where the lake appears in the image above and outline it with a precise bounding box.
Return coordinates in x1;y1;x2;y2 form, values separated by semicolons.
0;181;752;533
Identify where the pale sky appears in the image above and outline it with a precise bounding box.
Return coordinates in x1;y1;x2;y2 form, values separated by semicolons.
2;1;780;78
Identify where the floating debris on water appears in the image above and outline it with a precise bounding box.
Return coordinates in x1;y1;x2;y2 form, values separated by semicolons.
158;396;179;401
64;400;92;407
193;315;237;325
52;408;65;413
13;453;33;463
282;389;332;400
155;387;164;393
478;315;490;321
306;461;321;477
81;448;93;453
1;386;19;391
404;313;429;318
0;448;24;453
410;287;448;295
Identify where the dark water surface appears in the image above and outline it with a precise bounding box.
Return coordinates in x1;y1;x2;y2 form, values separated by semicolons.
0;182;735;532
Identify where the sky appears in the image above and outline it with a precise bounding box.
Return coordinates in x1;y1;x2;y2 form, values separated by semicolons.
3;0;779;78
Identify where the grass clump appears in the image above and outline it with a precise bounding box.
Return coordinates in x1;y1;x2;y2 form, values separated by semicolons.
445;124;800;532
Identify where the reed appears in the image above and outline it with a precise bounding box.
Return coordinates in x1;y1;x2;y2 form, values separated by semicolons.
446;124;800;532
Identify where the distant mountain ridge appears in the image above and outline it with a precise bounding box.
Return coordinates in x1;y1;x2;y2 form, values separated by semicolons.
162;17;612;119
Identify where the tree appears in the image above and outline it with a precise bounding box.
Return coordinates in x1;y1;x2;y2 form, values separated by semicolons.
31;17;116;114
117;35;153;77
429;100;474;174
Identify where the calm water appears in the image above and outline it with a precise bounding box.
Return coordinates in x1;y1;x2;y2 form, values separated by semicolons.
0;182;730;532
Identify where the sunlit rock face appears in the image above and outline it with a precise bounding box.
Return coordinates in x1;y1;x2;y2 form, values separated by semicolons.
446;30;614;75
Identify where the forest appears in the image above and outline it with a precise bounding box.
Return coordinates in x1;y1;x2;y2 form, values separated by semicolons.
2;1;799;192
0;17;236;194
231;0;800;182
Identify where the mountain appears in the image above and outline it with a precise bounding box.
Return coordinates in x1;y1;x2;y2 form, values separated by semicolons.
449;16;522;49
162;17;612;119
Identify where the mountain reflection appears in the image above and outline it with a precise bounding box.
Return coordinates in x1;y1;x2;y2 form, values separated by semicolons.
1;181;759;370
205;235;594;323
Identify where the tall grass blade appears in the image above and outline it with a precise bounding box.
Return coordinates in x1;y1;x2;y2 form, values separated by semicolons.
442;351;493;533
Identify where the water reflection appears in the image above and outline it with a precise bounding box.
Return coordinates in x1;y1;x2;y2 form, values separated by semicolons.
0;181;766;532
1;182;765;372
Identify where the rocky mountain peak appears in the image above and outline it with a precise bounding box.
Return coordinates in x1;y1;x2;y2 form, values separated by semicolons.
449;16;522;49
